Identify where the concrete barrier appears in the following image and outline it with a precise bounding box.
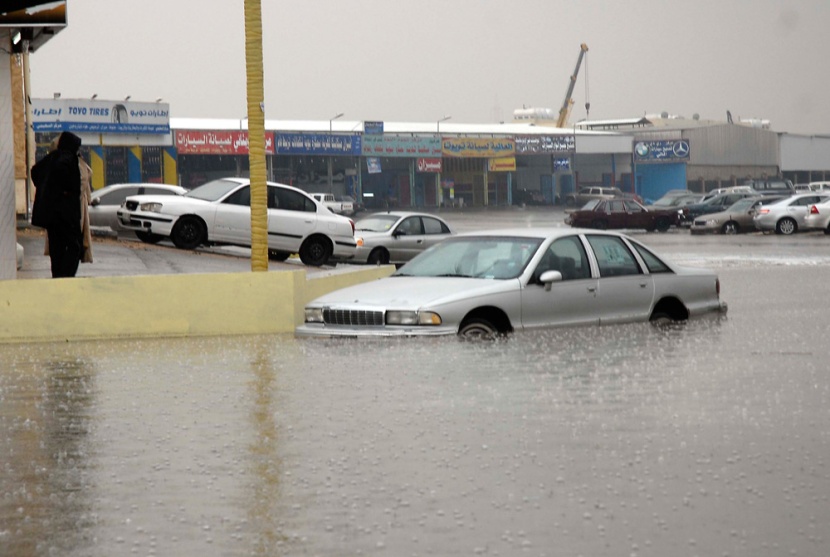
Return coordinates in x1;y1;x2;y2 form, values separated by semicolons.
0;265;394;343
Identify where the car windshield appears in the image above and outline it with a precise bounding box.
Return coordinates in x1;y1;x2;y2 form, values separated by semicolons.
185;179;242;202
394;236;544;280
354;214;400;232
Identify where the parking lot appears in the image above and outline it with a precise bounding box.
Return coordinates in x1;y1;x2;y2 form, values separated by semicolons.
4;207;830;556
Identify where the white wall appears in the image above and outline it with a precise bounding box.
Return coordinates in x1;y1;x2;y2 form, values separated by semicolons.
1;40;18;280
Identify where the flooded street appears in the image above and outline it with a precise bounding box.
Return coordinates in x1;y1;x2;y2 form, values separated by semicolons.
3;216;830;556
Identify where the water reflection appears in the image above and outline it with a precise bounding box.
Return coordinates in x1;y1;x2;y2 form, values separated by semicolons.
0;348;96;557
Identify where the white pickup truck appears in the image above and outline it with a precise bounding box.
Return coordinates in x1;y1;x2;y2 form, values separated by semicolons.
311;193;354;215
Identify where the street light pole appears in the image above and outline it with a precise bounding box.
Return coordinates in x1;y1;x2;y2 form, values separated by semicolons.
437;115;451;134
328;113;344;192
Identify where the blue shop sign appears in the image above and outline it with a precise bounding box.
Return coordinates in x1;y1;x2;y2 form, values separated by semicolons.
364;121;384;134
275;133;362;155
633;139;691;163
554;157;571;171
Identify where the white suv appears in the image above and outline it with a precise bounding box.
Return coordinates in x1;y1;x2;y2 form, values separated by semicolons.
117;178;356;266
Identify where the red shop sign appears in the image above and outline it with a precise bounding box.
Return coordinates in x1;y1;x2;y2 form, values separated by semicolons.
175;130;275;155
416;158;442;173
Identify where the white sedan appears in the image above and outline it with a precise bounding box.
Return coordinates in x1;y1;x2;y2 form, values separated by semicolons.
297;228;727;339
117;178;357;266
89;183;187;239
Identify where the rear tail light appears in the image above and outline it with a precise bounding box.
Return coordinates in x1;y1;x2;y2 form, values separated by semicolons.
810;205;820;215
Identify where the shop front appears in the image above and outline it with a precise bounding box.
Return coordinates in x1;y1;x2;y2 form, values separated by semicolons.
273;132;362;198
174;129;275;188
361;134;442;209
32;98;173;190
514;134;576;204
441;137;515;207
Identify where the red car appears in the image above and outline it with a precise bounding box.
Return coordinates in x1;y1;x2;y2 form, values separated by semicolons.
565;198;678;232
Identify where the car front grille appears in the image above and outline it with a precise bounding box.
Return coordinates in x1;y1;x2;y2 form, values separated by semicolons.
323;308;384;326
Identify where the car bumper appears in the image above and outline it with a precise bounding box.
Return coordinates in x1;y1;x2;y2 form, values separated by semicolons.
295;323;458;338
117;210;176;236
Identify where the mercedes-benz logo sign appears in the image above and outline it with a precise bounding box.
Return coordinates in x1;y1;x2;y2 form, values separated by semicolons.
673;140;690;158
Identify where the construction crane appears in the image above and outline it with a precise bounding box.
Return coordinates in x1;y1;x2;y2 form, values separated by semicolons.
556;43;589;128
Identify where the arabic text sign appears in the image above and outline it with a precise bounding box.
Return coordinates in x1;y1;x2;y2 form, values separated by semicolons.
442;138;515;158
416;158;442;173
362;135;442;157
175;130;275;155
32;98;170;135
515;135;575;154
275;133;362;155
633;139;691;163
488;157;516;172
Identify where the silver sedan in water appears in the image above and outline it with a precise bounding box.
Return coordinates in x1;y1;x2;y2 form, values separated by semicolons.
352;211;454;264
297;228;727;339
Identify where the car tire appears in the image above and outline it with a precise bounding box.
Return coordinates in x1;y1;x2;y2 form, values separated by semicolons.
135;231;164;244
649;311;674;325
721;221;739;234
171;216;205;250
458;318;498;340
590;219;607;230
299;236;332;266
367;248;390;265
268;250;290;262
824;224;830;235
655;217;671;232
776;218;797;235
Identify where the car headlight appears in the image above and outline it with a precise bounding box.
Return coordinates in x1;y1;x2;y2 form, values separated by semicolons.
386;310;442;326
140;202;163;213
304;308;324;323
704;218;719;226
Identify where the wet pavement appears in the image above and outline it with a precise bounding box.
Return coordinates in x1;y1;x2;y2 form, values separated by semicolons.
3;209;830;556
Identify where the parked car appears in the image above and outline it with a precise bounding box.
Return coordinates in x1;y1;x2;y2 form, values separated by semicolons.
752;193;830;234
310;192;352;215
352;211;454;264
690;195;785;234
678;192;759;226
649;190;702;208
564;198;678;231
89;183;187;237
700;185;757;203
564;187;641;207
336;195;362;215
739;178;795;196
803;197;830;233
296;228;727;339
117;177;356;266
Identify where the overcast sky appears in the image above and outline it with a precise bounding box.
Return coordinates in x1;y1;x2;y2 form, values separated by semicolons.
27;0;830;135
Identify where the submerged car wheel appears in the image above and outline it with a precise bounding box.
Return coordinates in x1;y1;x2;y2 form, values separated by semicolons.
367;247;390;265
655;217;671;232
299;236;332;266
722;221;739;234
171;216;205;250
458;318;498;340
135;231;164;244
776;218;797;235
590;219;607;230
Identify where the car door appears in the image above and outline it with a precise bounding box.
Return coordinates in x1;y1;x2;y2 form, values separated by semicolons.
420;216;453;250
584;234;655;324
211;185;252;244
622;200;650;228
605;199;627;228
267;186;318;252
91;186;139;229
520;235;600;328
387;216;425;261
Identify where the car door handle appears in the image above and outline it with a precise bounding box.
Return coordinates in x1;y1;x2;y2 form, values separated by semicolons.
416;239;423;243
587;286;596;293
640;282;648;288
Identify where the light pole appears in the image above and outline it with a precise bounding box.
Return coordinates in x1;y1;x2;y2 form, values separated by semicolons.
437;115;451;134
328;113;344;192
329;112;344;133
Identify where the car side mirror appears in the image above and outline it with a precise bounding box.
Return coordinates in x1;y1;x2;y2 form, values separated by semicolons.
539;270;563;291
393;229;405;237
90;198;100;207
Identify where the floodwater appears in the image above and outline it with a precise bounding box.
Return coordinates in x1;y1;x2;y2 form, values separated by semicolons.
3;228;830;556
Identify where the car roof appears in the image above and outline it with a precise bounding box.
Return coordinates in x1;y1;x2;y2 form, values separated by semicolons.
457;227;627;240
361;211;446;219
